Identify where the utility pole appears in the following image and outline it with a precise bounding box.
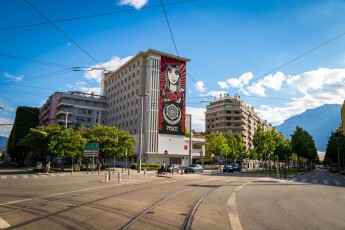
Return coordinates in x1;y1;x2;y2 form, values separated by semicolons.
65;110;69;128
138;93;149;173
189;114;192;166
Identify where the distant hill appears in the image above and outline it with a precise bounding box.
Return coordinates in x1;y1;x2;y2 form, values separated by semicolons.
0;136;8;149
275;104;342;152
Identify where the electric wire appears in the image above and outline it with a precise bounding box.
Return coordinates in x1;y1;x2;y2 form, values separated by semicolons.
159;0;213;102
0;0;195;31
24;0;106;70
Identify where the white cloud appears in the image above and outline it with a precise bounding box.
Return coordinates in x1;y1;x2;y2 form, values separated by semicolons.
84;56;133;83
186;107;206;131
67;81;100;95
255;68;345;125
246;80;266;97
118;0;148;10
195;81;207;93
0;116;13;137
262;72;286;90
217;81;228;89
227;72;253;88
3;72;23;82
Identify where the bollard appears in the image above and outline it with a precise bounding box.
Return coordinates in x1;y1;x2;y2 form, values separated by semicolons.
105;172;109;182
108;171;111;180
122;167;124;174
144;169;147;178
172;169;174;175
181;168;183;175
128;170;131;179
118;172;122;183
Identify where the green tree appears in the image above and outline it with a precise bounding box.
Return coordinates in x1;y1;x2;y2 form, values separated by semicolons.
291;126;318;169
206;133;230;158
226;133;246;161
253;126;276;161
115;129;136;159
7;106;39;166
325;131;344;168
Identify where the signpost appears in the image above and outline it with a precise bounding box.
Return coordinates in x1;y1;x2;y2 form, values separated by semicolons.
84;143;99;174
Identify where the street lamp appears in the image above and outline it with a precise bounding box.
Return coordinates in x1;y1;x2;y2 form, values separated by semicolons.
138;93;149;173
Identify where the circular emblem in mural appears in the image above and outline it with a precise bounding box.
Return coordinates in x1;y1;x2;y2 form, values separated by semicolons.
163;103;181;125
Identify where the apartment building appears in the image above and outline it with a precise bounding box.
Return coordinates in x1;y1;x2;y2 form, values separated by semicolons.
101;49;193;165
39;91;107;127
341;100;345;135
205;94;272;149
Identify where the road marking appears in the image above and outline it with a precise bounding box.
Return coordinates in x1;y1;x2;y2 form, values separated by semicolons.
32;175;38;178
323;180;329;185
22;175;29;178
12;176;18;179
334;181;341;186
0;176;7;180
0;217;10;229
301;179;308;183
228;182;251;230
0;199;33;206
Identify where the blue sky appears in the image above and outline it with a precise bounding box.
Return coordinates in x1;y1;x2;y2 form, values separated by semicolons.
1;0;345;137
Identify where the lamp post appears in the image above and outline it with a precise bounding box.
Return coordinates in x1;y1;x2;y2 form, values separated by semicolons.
138;93;149;173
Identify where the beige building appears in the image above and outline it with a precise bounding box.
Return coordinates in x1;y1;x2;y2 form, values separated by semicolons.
205;94;272;149
39;91;107;128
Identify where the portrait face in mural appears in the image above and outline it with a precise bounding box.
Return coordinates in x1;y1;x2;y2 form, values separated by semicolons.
167;65;180;86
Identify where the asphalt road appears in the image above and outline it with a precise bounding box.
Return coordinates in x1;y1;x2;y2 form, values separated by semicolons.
0;167;344;230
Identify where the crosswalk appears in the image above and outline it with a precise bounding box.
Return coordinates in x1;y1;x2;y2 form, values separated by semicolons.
287;178;344;186
0;173;67;180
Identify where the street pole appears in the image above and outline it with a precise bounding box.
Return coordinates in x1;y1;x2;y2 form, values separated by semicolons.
138;94;148;173
125;149;128;171
65;110;69;128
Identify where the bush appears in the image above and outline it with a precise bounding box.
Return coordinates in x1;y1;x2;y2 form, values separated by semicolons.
131;163;161;171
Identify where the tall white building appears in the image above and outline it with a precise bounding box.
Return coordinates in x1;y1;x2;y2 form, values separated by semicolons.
101;49;193;165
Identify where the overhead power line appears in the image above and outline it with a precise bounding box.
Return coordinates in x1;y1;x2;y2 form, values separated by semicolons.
1;0;195;31
24;0;106;69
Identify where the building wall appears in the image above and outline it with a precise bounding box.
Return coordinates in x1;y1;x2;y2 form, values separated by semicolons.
39;91;107;128
102;49;190;161
341;100;345;135
205;94;272;150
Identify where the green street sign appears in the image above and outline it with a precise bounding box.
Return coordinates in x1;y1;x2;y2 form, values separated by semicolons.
84;143;99;151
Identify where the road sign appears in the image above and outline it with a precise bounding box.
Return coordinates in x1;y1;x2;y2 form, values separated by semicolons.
164;150;168;154
84;143;99;151
83;151;99;157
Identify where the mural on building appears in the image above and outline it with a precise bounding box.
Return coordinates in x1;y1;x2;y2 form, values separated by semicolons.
159;55;186;135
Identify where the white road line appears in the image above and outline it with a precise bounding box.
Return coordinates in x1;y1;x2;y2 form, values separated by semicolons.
301;179;308;183
0;199;33;206
12;176;18;179
22;175;29;178
32;175;38;178
0;217;11;229
323;180;329;185
0;176;7;180
227;182;251;230
334;181;342;186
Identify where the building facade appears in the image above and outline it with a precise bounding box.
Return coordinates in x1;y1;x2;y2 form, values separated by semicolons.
39;91;107;128
205;94;272;149
101;49;195;166
341;100;345;135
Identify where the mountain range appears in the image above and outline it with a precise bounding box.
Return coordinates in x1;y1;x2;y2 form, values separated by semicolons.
275;104;342;152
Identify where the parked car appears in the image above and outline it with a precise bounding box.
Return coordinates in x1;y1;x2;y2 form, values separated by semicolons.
231;163;241;172
184;164;203;173
223;164;234;173
166;164;180;173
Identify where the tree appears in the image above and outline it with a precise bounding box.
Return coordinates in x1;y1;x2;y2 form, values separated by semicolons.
253;126;276;161
7;106;39;166
115;129;136;159
226;133;246;161
206;133;230;158
325;131;344;168
291;126;318;169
